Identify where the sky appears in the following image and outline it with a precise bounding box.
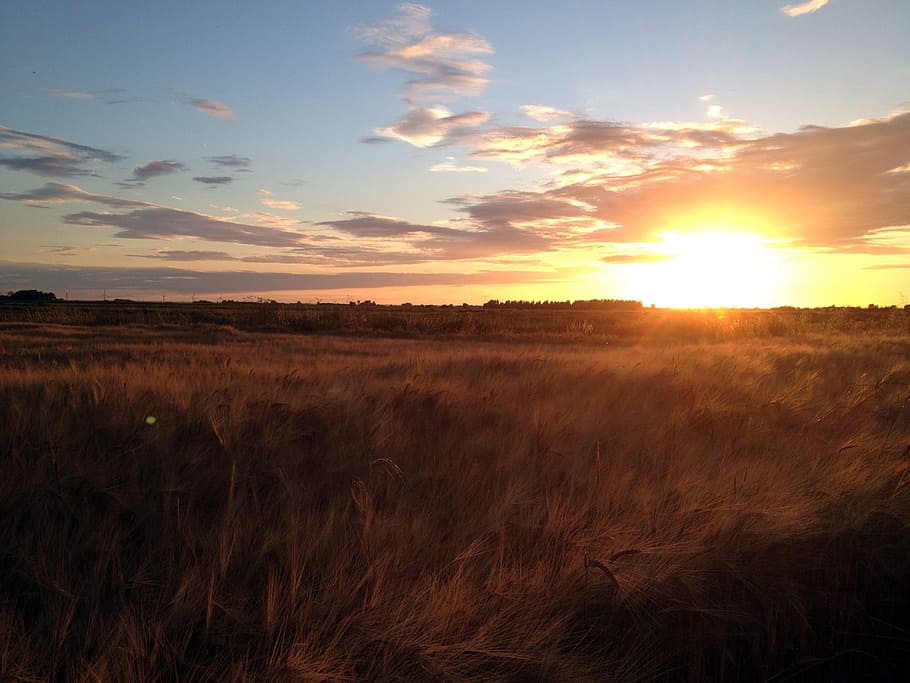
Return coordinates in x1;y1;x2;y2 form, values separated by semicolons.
1;0;909;307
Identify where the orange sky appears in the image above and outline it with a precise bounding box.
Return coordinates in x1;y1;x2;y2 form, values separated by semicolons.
1;2;909;306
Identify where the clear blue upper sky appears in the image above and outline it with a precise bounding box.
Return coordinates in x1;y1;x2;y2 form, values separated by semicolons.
1;1;908;305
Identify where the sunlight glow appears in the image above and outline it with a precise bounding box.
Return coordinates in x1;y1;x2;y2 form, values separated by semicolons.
630;228;783;308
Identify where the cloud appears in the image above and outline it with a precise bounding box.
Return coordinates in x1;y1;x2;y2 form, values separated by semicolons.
428;156;487;173
467;117;751;166
521;105;576;123
601;252;673;264
353;4;493;148
129;248;414;267
261;197;301;211
353;3;432;45
706;104;724;120
38;245;82;256
131;159;186;180
0;124;123;177
0;156;98;177
781;0;830;17
0;182;153;209
319;210;552;261
447;192;596;232
353;3;493;100
360;136;393;145
255;190;301;212
192;176;233;185
182;97;236;120
0;261;566;296
133;249;235;262
44;88;146;105
441;110;910;255
63;207;305;247
44;89;95;99
319;211;458;238
378;107;490;147
205;155;251;169
239;210;303;229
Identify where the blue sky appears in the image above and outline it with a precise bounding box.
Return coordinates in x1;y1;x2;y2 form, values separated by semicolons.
1;1;909;305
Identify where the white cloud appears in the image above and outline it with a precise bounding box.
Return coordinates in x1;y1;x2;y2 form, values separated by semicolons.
521;105;575;123
377;106;489;147
706;104;724;120
261;197;301;211
354;3;493;100
255;189;301;213
781;0;830;17
428;156;488;173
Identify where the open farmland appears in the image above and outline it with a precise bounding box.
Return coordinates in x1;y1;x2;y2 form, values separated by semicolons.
2;311;910;681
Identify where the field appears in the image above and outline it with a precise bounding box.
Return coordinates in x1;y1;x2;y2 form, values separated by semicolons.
2;305;910;681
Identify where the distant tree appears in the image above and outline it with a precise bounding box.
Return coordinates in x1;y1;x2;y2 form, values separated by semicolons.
2;289;57;303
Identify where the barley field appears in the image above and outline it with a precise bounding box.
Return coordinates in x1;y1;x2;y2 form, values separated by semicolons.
2;311;910;681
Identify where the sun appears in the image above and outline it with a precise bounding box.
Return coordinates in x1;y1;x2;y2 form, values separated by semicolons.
631;228;783;308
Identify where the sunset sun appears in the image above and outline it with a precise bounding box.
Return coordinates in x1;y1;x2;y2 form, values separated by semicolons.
636;229;783;308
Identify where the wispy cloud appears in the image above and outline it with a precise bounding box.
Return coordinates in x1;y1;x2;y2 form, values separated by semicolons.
781;0;831;17
428;156;487;173
205;154;251;169
132;249;236;262
38;245;83;256
353;3;493;100
353;3;493;147
261;199;301;211
360;136;393;145
0;261;567;296
319;209;551;261
521;105;576;123
63;207;304;247
44;87;145;104
44;89;95;100
192;176;233;185
0;182;153;209
466;116;750;166
0;124;123;177
258;189;301;211
181;97;236;120
863;262;910;270
131;159;186;181
438;110;910;255
378;107;489;147
601;252;673;264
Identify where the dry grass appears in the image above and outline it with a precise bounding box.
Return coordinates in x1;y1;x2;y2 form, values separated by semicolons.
1;320;910;681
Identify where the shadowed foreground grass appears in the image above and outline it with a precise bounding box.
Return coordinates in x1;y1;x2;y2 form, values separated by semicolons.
2;322;910;680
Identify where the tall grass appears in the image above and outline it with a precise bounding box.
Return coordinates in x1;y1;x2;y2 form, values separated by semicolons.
1;321;909;680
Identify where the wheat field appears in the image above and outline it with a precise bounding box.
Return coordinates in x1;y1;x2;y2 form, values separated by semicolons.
2;317;910;681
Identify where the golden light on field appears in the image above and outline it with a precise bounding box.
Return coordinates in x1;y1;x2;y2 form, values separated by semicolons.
631;228;784;308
